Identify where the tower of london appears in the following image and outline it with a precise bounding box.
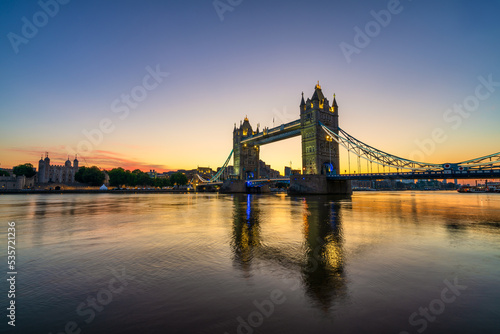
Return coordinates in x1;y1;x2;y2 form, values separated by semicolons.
37;153;79;184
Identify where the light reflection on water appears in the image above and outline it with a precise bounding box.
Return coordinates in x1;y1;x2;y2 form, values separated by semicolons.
0;192;499;334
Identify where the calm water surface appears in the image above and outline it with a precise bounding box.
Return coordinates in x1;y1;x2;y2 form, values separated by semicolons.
1;192;499;334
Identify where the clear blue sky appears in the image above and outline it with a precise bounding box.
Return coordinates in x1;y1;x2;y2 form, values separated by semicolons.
1;0;500;172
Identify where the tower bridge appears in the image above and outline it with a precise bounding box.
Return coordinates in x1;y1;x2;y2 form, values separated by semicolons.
197;83;500;195
233;83;341;179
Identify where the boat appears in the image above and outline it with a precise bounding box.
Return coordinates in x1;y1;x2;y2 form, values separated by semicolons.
457;186;487;193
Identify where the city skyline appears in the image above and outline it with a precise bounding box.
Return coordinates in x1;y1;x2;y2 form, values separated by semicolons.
1;0;500;173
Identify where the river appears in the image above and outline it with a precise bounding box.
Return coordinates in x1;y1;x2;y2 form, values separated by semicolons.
1;191;499;334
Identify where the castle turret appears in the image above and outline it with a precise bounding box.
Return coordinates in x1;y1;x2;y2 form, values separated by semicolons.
38;155;46;183
73;155;79;169
43;152;50;182
331;94;339;129
65;156;72;167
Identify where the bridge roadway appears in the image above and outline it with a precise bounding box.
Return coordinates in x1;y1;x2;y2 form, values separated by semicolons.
198;169;500;186
231;170;500;184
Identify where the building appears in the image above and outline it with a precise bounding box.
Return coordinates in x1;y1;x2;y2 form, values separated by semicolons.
216;165;235;181
195;167;213;181
284;166;292;177
1;153;86;190
0;175;35;190
197;167;213;175
259;160;280;179
148;169;157;178
156;172;169;179
0;167;35;190
284;166;302;176
37;153;79;184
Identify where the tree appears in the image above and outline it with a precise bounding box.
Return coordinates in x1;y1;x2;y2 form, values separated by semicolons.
0;170;10;177
108;168;156;187
153;177;170;188
169;172;188;186
13;163;36;178
137;172;153;186
75;166;105;186
108;168;128;187
125;169;152;187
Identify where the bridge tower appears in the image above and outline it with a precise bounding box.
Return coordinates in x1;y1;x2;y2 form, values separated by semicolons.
300;83;340;175
233;116;260;179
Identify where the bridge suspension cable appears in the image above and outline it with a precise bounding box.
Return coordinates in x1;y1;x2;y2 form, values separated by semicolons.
207;149;234;182
192;150;233;184
319;122;500;172
320;122;500;172
455;152;500;169
320;122;442;171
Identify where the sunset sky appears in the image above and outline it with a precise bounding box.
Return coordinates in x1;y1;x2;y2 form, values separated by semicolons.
1;0;500;174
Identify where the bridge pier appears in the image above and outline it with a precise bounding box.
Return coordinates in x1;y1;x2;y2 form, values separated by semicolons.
220;180;247;193
289;175;352;196
220;180;271;194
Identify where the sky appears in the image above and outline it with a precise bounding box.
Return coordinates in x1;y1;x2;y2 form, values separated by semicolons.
1;0;500;174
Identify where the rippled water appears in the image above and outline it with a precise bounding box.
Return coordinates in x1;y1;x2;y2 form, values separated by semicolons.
1;192;499;334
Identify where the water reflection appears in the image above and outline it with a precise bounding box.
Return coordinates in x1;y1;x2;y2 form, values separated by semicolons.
300;196;346;311
231;194;347;311
231;194;262;277
1;192;499;333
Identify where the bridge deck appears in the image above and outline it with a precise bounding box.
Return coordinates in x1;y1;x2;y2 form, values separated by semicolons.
199;169;500;185
198;170;500;185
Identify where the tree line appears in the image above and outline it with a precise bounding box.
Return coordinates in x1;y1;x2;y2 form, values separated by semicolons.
10;163;188;187
106;168;187;188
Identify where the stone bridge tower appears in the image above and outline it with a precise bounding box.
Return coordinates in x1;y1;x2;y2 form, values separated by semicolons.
300;83;340;175
233;117;260;179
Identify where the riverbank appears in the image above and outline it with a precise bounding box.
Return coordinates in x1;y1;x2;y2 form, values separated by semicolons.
0;189;193;194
